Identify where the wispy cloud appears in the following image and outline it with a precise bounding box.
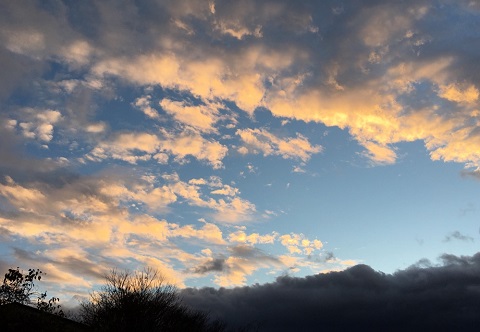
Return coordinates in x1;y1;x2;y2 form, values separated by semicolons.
237;128;322;162
443;231;474;243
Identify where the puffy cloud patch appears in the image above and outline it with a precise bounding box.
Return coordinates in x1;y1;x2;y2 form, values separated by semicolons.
192;245;284;287
9;109;62;144
88;132;159;164
236;128;322;162
0;172;235;287
228;230;278;245
160;98;225;133
438;83;479;104
164;174;256;223
3;0;480;169
134;95;160;119
159;129;228;169
87;129;228;168
279;233;323;255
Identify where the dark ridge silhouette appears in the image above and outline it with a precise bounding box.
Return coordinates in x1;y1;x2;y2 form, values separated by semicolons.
0;302;90;332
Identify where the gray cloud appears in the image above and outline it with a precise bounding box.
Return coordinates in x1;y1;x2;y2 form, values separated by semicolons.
191;258;227;274
182;252;480;331
0;168;120;221
443;231;475;242
189;246;282;277
0;129;60;175
313;251;335;263
461;169;480;180
229;245;282;267
11;247;104;280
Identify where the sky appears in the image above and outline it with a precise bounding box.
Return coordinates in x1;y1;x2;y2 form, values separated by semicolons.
0;0;480;316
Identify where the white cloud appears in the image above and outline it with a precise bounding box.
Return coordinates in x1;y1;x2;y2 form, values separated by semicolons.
12;109;62;143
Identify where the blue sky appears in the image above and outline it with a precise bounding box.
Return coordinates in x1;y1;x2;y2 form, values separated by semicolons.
0;0;479;302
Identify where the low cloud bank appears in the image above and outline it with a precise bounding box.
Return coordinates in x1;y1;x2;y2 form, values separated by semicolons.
182;252;480;331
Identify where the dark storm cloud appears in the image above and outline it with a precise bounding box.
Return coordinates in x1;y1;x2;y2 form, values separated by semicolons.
182;252;480;331
443;231;475;242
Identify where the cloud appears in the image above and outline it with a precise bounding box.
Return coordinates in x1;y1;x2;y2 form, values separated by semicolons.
212;245;284;287
87;129;228;168
190;257;226;274
170;222;226;245
0;165;352;290
8;108;62;144
88;132;160;163
227;230;324;255
438;83;479;104
183;229;335;287
443;231;474;242
228;230;278;245
461;169;480;180
159;129;228;169
164;174;256;223
0;170;235;287
2;0;480;169
2;0;480;170
182;252;480;331
93;52;267;114
279;233;323;255
236;128;322;162
0;128;64;178
159;98;225;133
183;231;330;287
134;95;160;119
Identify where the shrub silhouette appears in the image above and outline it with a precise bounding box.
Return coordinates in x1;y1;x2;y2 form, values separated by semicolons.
0;267;64;317
80;268;225;331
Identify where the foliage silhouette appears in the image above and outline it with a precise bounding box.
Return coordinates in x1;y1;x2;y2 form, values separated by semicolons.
80;268;225;331
0;267;64;317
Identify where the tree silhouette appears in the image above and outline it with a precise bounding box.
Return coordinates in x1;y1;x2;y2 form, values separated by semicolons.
0;267;64;317
80;268;224;331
